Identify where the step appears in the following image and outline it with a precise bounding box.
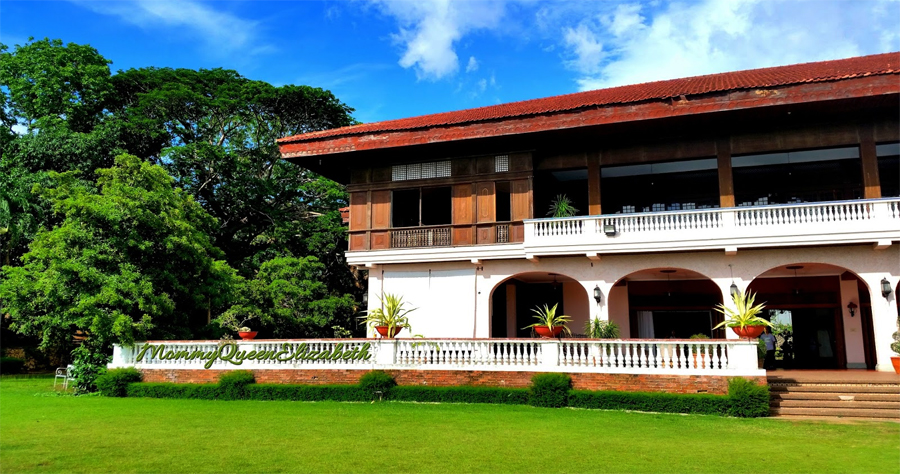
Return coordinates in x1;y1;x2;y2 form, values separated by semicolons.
769;385;900;394
771;392;900;402
771;415;900;423
770;407;900;418
770;399;900;410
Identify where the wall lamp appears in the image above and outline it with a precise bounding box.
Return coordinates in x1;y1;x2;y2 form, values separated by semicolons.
603;223;617;236
593;285;603;305
730;283;740;299
882;278;893;298
847;301;857;318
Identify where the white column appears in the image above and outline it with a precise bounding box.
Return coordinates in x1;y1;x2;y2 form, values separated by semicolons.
374;339;397;366
839;278;866;368
539;340;560;369
861;274;899;372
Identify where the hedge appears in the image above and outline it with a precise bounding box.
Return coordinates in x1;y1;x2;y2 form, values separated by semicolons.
95;368;143;397
0;357;25;374
117;371;769;417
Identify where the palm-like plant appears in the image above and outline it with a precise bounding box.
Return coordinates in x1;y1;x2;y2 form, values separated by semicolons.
358;293;416;337
584;319;619;339
547;194;579;218
524;303;572;336
713;290;771;330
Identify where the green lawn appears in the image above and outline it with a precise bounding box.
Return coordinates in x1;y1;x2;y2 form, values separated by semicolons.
1;377;898;474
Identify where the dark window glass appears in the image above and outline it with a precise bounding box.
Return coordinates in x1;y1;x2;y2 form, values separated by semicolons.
496;181;511;221
392;189;419;227
421;187;451;225
732;147;862;205
877;143;899;197
601;158;719;213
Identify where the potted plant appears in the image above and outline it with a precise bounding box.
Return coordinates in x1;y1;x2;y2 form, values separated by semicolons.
713;290;771;339
584;319;619;339
689;333;710;368
359;293;416;338
891;317;900;374
524;303;572;338
214;306;259;340
547;194;579;218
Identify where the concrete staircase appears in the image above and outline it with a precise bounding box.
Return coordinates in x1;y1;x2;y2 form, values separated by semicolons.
768;373;900;422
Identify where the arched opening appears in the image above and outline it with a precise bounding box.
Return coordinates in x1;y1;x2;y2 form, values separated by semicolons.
610;268;724;339
489;272;589;338
747;263;875;370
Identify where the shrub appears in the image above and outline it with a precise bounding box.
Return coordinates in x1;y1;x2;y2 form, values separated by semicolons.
568;390;730;415
95;368;143;397
391;386;529;405
0;357;25;374
69;346;111;393
127;383;220;400
358;370;396;395
218;370;255;400
529;373;571;408
727;377;770;418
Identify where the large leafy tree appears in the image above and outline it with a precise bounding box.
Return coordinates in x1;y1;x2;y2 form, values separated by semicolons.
0;155;239;386
109;67;356;274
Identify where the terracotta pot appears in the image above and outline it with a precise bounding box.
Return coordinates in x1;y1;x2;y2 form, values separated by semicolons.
238;331;258;340
534;326;563;338
375;326;402;338
892;357;900;374
731;326;765;339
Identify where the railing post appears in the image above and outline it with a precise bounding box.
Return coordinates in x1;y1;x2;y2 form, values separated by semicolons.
726;341;759;372
721;209;736;232
375;339;397;367
539;340;560;369
110;344;134;368
524;220;536;240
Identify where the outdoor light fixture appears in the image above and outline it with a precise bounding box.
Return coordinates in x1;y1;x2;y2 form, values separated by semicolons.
728;264;739;299
661;269;676;297
604;222;617;236
883;278;893;298
593;285;602;304
787;265;803;296
847;301;857;318
362;292;368;306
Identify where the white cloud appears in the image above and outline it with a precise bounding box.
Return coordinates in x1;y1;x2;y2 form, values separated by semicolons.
560;0;900;92
71;0;269;56
371;0;507;80
466;56;479;73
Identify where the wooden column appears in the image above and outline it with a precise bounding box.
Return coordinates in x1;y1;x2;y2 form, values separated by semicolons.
588;152;602;215
859;124;882;199
716;137;735;208
452;183;475;245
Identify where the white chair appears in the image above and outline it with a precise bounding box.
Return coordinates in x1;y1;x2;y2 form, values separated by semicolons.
54;365;75;389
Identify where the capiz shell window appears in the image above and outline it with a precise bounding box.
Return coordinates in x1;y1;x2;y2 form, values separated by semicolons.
392;161;451;181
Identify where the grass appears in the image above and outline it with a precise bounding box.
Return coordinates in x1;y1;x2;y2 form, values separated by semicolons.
1;377;898;474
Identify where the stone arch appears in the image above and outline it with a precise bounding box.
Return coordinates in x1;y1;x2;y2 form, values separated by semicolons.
747;262;875;370
488;271;590;338
609;267;725;339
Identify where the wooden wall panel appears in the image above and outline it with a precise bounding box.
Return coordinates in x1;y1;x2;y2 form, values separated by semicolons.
452;184;475;224
511;179;532;221
453;227;474;246
509;152;532;172
349;191;368;231
371;190;392;229
716;138;735;208
372;166;392;183
349;233;367;251
509;223;524;243
350;168;370;184
476;182;496;223
859;124;882;199
370;231;390;250
476;156;495;174
453;158;475;177
476;225;494;244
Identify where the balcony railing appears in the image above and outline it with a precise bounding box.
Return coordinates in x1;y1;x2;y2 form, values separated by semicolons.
390;226;451;248
524;198;900;255
110;338;762;376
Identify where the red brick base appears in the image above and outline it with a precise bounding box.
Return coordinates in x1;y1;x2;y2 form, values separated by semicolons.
139;369;766;395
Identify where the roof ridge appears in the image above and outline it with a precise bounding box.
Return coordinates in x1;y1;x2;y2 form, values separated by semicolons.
279;52;900;144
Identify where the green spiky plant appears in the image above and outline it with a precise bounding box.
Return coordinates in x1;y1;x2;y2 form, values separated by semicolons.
358;293;416;337
547;194;579;218
524;303;572;336
713;290;772;330
584;319;620;339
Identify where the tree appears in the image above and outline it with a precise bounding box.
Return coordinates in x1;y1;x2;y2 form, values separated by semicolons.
0;155;238;389
217;256;356;338
0;157;49;266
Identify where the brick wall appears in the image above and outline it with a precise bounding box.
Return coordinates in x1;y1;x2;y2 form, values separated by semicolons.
140;369;766;394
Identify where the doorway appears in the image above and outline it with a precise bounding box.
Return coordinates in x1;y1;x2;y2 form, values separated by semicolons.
767;308;845;369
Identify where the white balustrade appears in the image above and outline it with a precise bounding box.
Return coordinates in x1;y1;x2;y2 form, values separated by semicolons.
111;338;762;375
523;198;900;253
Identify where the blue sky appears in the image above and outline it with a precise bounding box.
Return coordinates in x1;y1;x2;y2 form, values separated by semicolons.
1;0;898;124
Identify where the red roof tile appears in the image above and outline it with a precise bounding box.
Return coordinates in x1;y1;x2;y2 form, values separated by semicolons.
279;52;900;144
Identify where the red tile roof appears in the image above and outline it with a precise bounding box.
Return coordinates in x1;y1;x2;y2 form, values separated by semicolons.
279;52;899;145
